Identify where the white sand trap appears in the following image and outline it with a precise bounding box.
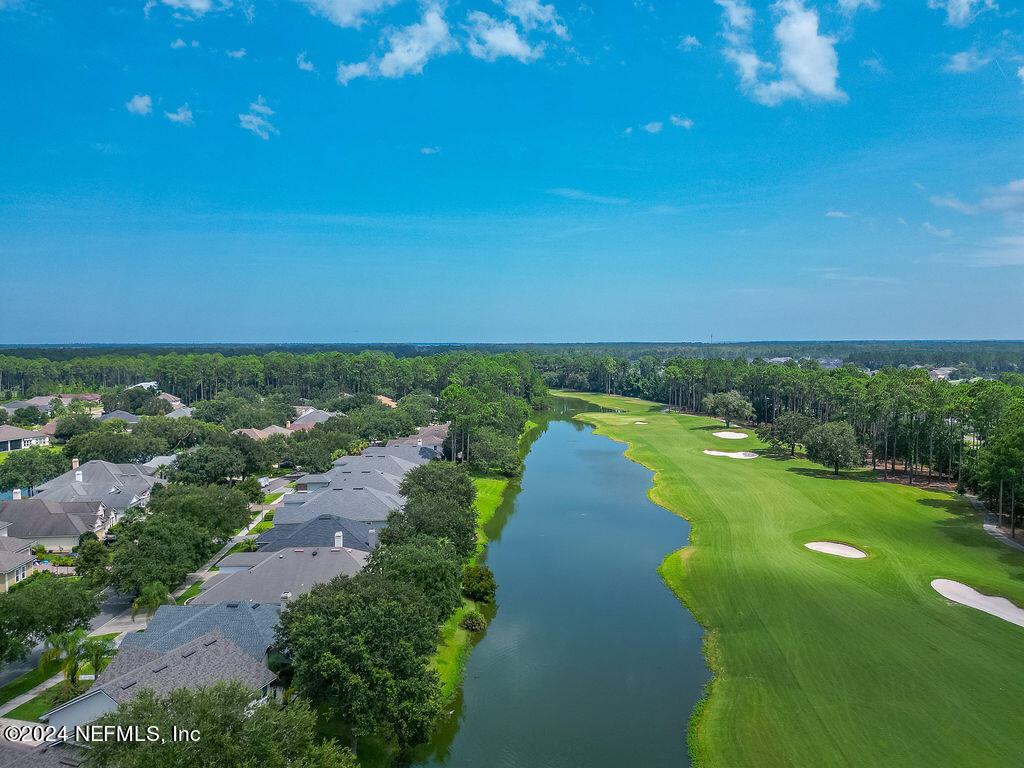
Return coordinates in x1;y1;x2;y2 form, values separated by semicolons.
805;541;867;559
702;450;758;459
634;421;648;424
713;431;748;440
931;579;1024;628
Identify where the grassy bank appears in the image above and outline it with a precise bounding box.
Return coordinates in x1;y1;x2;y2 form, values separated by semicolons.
563;393;1024;768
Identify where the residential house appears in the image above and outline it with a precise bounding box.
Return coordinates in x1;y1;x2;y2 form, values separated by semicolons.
289;408;342;428
0;499;109;552
40;630;276;732
120;600;280;662
256;513;378;554
157;392;183;409
231;425;291;440
1;399;50;416
192;547;364;605
0;425;51;452
274;485;403;525
35;460;163;516
360;445;442;464
0;519;34;592
165;405;194;419
386;422;450;448
98;409;141;424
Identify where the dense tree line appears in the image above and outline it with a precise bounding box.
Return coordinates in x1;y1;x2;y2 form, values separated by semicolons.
541;354;1024;526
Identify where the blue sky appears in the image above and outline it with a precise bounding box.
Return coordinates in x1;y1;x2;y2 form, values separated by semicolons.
2;0;1023;343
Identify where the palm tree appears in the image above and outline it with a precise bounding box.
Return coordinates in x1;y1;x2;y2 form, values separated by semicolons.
40;629;88;685
81;636;116;678
132;581;172;621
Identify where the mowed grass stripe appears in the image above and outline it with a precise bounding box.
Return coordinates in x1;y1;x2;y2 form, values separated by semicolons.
565;393;1024;768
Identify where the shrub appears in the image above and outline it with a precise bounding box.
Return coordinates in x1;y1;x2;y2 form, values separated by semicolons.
460;610;486;632
462;565;497;602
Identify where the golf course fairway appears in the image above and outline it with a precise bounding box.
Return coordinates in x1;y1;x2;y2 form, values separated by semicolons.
564;393;1024;768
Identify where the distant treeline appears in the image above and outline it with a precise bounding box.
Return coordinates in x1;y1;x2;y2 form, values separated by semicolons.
1;340;1022;371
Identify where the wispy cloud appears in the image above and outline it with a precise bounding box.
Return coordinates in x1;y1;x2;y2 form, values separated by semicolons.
547;188;629;205
165;103;194;125
669;115;694;129
297;51;316;72
420;146;441;154
641;121;663;133
825;210;850;218
969;236;1024;266
837;0;879;14
943;48;991;73
922;221;953;238
927;0;996;28
226;48;247;59
238;95;278;139
294;0;399;28
125;93;152;115
930;194;977;214
466;11;542;62
679;34;701;51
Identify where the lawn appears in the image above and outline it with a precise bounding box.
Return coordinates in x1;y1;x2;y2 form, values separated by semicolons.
0;660;59;707
176;580;203;604
564;393;1024;768
6;680;93;722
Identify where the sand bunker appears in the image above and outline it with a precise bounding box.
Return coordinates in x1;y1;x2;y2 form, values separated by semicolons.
805;541;866;559
702;450;758;459
713;431;748;440
634;421;648;424
931;579;1024;628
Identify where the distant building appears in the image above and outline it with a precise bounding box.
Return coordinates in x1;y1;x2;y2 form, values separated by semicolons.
165;405;194;419
98;409;141;424
232;425;291;440
0;425;51;453
157;392;183;409
386;422;449;448
256;513;378;554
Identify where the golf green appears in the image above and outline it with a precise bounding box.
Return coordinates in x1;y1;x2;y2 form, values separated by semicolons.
566;393;1024;768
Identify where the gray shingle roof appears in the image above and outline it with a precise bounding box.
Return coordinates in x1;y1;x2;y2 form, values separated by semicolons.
165;406;193;419
43;630;276;723
1;400;49;415
291;408;340;426
191;547;364;605
120;601;280;661
360;445;440;464
385;423;450;448
332;453;420;474
0;499;105;538
0;741;84;768
35;461;161;512
256;514;374;553
0;424;47;442
275;486;402;524
98;410;140;423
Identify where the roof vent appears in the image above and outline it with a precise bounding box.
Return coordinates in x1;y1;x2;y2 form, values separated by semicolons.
311;549;318;556
151;664;168;674
74;470;83;482
318;514;332;520
226;602;239;608
120;680;137;690
281;591;292;600
181;649;196;658
203;638;217;647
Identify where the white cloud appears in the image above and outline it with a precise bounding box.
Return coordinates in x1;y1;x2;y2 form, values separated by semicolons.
716;0;754;32
170;38;187;49
377;3;455;79
930;194;977;214
466;11;541;62
944;48;991;72
337;61;371;84
927;0;996;28
239;95;278;139
297;51;316;71
641;121;663;133
503;0;568;39
970;236;1024;266
861;56;886;73
547;188;629;205
1018;65;1024;84
669;114;694;129
826;210;850;217
718;0;845;106
679;35;701;51
227;48;247;58
125;93;153;115
158;0;215;17
922;221;953;238
837;0;879;13
420;146;441;154
293;0;399;28
165;103;194;125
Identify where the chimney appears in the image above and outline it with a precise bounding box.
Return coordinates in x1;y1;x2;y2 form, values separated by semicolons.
334;531;344;548
286;420;292;429
12;488;21;501
71;457;80;469
75;470;84;483
417;438;422;447
368;528;379;549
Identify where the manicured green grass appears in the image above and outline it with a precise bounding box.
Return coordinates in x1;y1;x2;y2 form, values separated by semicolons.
251;521;273;534
563;392;1024;768
176;581;203;604
263;492;283;505
6;680;93;722
0;660;59;707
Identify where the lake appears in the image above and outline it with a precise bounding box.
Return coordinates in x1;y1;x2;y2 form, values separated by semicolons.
409;400;709;767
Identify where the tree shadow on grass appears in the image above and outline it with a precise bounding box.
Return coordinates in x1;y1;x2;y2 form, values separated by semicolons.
786;467;881;483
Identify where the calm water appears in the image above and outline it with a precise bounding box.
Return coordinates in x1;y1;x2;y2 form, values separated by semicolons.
409;404;709;768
